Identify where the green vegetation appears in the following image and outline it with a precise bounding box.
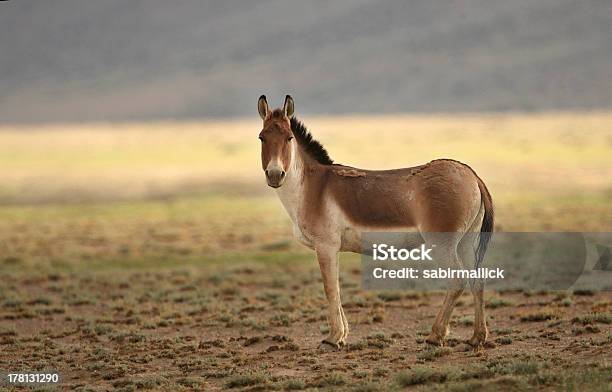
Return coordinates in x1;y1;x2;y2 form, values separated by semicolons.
572;313;612;325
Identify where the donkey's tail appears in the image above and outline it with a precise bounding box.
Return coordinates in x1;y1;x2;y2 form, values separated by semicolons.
475;177;494;269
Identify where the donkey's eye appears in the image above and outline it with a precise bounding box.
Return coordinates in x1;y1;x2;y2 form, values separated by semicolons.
287;136;293;142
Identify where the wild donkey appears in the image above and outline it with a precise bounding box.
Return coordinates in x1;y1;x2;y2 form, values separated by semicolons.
257;95;494;348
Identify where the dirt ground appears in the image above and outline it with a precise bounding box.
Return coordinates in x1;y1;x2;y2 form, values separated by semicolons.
0;115;610;390
1;257;610;391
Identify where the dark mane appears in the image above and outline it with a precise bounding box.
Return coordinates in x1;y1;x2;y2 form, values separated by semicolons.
289;116;333;165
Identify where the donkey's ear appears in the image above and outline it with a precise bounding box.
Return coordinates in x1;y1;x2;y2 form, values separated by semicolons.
283;95;294;117
258;95;269;120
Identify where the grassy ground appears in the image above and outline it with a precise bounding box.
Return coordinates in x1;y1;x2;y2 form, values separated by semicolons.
1;256;611;391
0;113;611;390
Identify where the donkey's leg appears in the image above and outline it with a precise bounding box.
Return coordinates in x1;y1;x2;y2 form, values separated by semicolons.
426;279;465;346
467;278;488;347
425;237;465;346
316;246;347;348
460;232;489;348
339;303;349;342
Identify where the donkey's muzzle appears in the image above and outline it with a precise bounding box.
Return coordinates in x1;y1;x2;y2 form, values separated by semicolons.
265;169;286;188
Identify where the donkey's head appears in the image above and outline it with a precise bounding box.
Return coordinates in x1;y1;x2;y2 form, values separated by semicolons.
257;95;295;188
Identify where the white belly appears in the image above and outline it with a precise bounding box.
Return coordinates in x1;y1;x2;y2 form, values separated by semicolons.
340;225;421;254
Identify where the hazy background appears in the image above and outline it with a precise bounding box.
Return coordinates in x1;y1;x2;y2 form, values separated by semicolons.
1;0;612;123
1;3;611;389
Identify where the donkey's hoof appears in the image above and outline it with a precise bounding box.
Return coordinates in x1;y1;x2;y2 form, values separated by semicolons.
425;333;445;347
319;339;342;350
467;336;489;349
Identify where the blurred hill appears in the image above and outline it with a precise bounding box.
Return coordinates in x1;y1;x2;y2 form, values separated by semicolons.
1;0;611;123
